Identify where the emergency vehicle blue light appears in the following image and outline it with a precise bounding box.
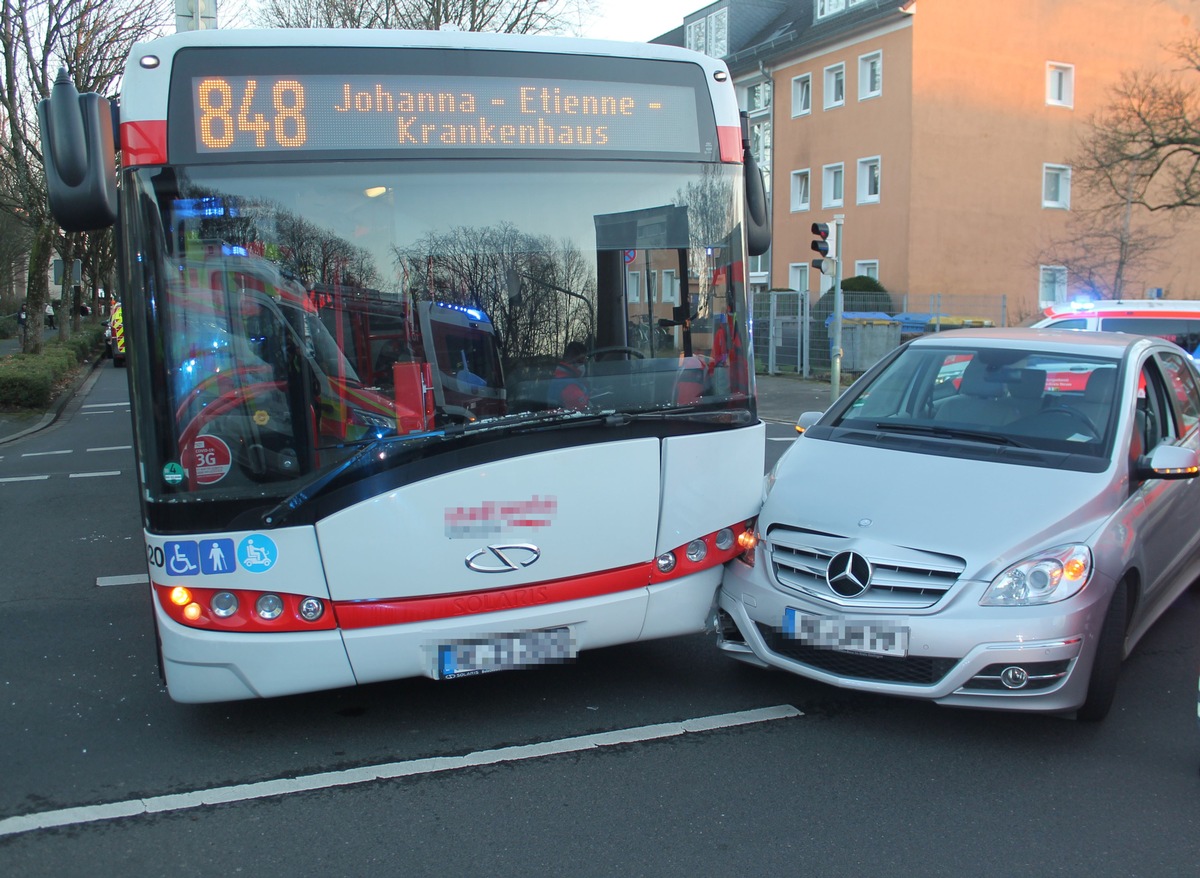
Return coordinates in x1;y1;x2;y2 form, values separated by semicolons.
433;301;492;324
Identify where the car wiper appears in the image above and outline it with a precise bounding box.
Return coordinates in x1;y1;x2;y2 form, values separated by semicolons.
869;421;1031;447
261;428;444;527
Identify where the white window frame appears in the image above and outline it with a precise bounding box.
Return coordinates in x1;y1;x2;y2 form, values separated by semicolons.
791;73;812;117
685;19;706;55
857;156;881;204
626;269;642;303
788;263;810;293
854;260;879;281
1039;265;1068;304
1046;62;1074;108
661;269;678;305
822;163;844;208
790;169;811;212
824;63;845;110
1043;163;1071;209
859;51;882;100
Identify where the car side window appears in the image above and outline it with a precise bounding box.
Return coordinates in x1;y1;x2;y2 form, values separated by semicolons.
1156;350;1200;437
1137;360;1178;453
1043;318;1087;330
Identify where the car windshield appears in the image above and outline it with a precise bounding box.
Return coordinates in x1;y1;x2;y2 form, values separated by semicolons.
831;345;1123;458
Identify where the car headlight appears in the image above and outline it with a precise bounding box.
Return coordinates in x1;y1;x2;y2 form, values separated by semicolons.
980;544;1092;606
349;408;395;430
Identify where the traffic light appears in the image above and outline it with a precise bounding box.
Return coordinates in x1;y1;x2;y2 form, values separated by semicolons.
811;222;837;269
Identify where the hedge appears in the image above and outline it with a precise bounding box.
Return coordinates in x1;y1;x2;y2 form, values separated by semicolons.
0;325;107;409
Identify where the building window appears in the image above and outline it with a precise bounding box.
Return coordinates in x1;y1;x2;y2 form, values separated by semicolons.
824;64;845;110
857;156;881;204
747;80;772;114
792;74;812;117
817;0;867;18
751;121;772;196
1047;62;1074;108
790;169;811;212
1039;265;1068;304
854;260;879;281
1043;164;1071;209
859;51;882;100
660;269;678;304
823;163;844;208
788;263;810;293
626;269;642;304
686;8;728;58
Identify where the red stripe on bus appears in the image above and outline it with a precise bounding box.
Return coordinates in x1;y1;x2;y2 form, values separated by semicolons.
121;120;168;166
718;125;742;163
333;563;653;629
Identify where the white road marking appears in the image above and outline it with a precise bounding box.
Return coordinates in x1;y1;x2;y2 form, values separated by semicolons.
21;449;72;457
68;471;122;479
81;410;117;414
0;475;50;483
767;437;796;442
96;574;150;588
82;401;130;408
87;445;133;452
0;704;802;838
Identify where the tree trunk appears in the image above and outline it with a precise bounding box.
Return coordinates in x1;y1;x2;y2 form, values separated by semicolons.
23;224;54;354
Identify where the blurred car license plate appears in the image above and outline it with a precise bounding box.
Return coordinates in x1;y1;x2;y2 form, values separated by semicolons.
783;609;909;658
437;627;575;679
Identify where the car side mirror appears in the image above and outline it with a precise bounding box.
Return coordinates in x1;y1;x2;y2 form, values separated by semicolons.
796;411;822;435
1136;444;1200;480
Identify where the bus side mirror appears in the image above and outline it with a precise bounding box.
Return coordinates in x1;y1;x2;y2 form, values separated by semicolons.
38;69;118;231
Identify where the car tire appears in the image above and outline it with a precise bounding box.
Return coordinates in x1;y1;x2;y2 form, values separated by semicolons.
1076;582;1128;722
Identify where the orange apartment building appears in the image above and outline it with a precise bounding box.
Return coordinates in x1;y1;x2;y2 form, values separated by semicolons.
658;0;1200;324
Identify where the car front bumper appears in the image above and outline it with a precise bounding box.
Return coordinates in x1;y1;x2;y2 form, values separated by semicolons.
718;556;1113;713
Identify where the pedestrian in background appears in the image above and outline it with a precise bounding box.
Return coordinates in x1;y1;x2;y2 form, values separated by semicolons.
17;304;27;342
44;302;55;330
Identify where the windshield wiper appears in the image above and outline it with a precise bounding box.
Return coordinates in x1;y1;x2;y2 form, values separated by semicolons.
261;428;444;527
867;421;1031;447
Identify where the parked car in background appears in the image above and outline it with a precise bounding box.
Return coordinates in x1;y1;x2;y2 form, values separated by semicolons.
717;328;1200;720
1028;299;1200;356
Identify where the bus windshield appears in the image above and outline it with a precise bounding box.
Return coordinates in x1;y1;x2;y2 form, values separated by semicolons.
127;158;751;504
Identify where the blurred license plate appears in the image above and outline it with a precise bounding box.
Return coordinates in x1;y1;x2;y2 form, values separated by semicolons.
437;627;575;679
783;609;909;658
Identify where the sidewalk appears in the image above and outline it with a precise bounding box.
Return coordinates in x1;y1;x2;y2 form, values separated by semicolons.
754;371;841;423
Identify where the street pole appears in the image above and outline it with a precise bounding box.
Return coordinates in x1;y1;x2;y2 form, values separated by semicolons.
830;214;845;402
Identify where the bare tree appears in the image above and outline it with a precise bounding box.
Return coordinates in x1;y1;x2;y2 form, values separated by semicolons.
0;0;169;352
256;0;595;35
1077;32;1200;215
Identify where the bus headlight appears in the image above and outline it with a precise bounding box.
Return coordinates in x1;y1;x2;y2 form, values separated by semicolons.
685;540;708;563
656;552;677;573
210;591;238;618
298;597;325;622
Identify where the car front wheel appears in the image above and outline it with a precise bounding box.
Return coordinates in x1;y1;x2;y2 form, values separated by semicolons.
1076;582;1128;722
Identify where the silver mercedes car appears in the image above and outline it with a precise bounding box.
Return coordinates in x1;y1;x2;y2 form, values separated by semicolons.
718;328;1200;719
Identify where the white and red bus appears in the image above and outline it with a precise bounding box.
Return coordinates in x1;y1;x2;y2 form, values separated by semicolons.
40;28;770;702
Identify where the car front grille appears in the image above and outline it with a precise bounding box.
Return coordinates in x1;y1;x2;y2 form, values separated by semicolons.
767;525;965;610
757;623;957;686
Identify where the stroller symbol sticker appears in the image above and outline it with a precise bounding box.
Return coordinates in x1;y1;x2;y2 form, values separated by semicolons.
237;535;278;573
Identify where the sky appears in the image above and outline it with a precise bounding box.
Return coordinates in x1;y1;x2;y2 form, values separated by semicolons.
575;0;701;42
218;1;704;43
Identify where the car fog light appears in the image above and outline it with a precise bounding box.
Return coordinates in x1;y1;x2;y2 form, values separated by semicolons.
1000;666;1029;689
656;552;677;573
256;594;284;620
210;592;238;618
685;539;707;563
298;597;325;622
715;528;734;551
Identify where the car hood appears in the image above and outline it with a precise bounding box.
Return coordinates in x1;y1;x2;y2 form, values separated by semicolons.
765;436;1117;580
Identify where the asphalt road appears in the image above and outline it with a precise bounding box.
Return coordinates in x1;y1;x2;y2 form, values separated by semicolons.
1;367;1198;876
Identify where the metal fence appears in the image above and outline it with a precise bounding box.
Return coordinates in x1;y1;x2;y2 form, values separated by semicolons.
752;289;1013;378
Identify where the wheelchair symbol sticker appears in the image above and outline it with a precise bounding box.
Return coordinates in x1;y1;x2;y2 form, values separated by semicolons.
164;541;200;576
237;534;278;573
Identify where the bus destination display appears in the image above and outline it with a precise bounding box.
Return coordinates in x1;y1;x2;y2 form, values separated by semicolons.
192;74;702;155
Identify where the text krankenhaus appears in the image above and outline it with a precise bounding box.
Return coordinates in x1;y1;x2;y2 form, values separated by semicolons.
334;83;654;147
